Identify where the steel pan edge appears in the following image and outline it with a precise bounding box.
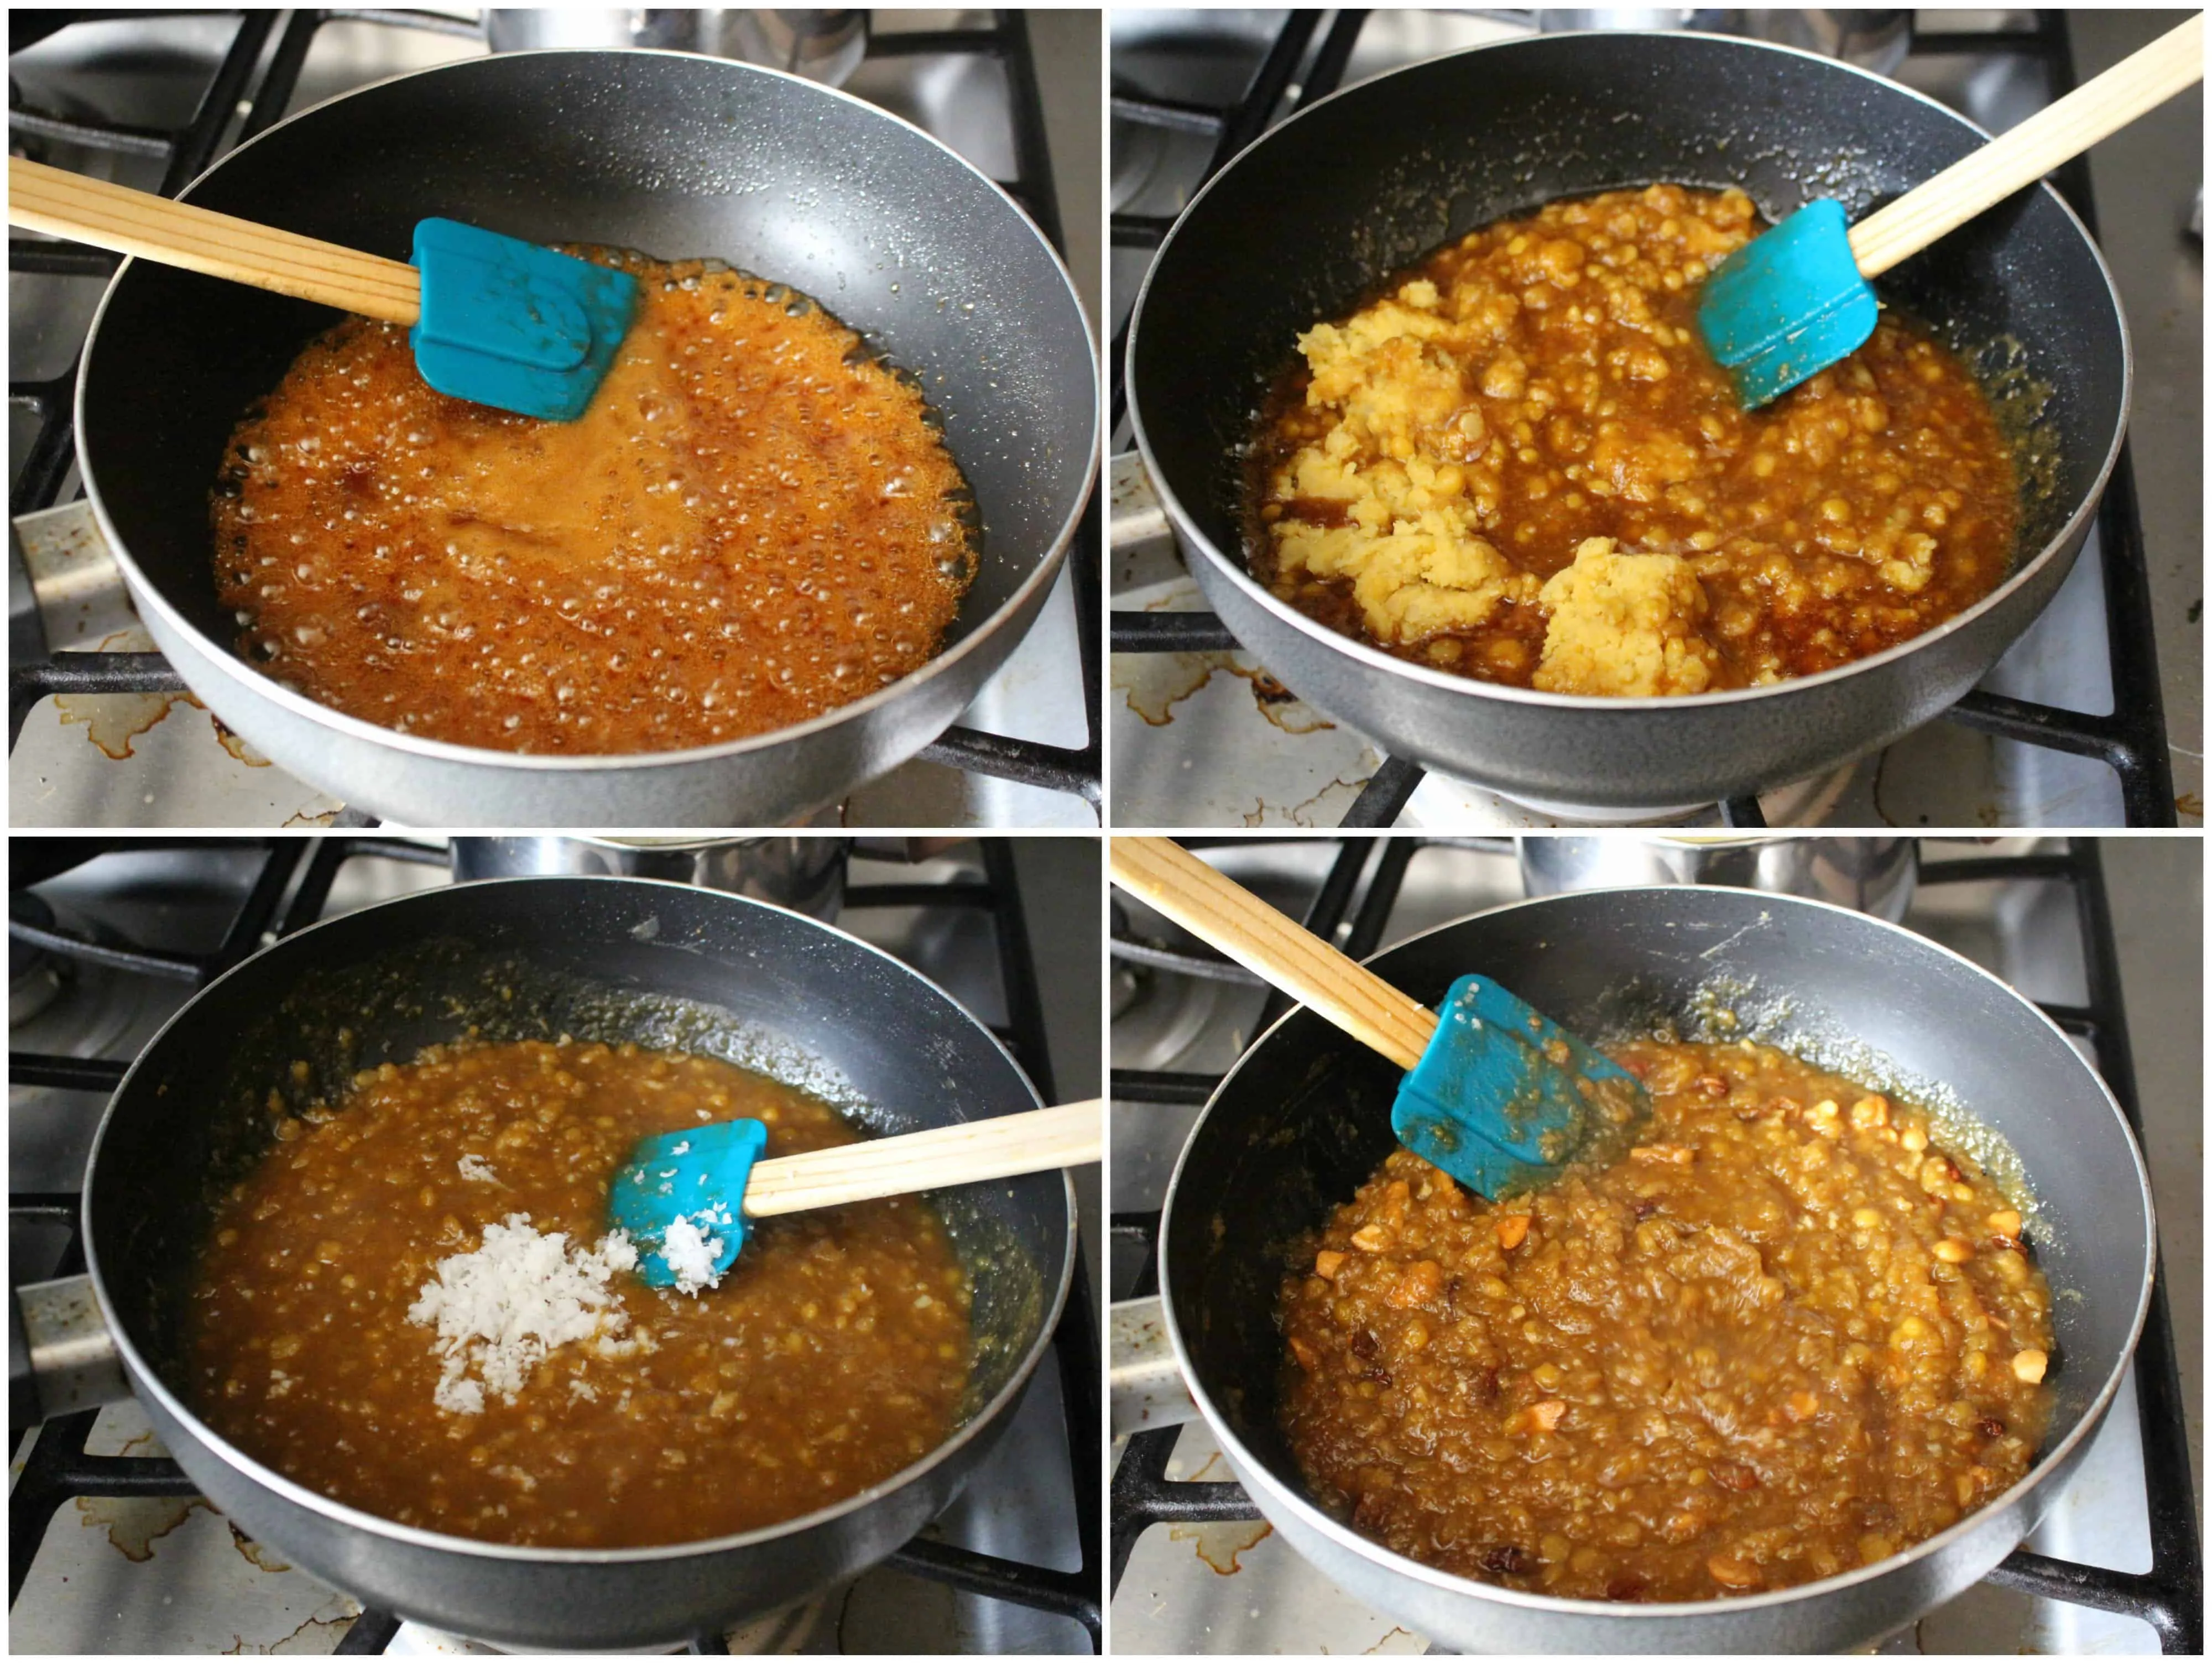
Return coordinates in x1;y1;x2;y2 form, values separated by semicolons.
77;877;1079;1649
1152;886;2154;1653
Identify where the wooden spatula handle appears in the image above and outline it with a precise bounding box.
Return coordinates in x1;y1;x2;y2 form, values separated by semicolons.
743;1101;1102;1219
1848;11;2203;279
1109;837;1436;1072
8;157;421;325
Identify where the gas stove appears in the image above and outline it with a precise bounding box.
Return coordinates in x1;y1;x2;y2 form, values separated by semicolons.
9;8;1103;828
1107;11;2199;829
9;835;1102;1653
1108;835;2200;1653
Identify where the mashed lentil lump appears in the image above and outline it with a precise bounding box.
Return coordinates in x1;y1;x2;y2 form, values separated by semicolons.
188;1040;972;1548
1248;185;2017;695
1279;1039;2052;1601
212;249;976;754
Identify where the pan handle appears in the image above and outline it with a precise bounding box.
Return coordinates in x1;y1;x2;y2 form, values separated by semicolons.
9;1275;130;1432
1110;1294;1202;1438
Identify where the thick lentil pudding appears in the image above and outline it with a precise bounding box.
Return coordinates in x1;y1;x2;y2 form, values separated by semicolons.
187;1040;972;1547
1279;1039;2052;1601
212;248;977;754
1248;185;2018;695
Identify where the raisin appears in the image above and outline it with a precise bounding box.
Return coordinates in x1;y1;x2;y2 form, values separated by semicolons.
1480;1544;1537;1576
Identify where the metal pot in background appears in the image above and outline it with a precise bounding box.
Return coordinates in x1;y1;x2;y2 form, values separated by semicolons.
451;837;851;919
1518;836;1918;920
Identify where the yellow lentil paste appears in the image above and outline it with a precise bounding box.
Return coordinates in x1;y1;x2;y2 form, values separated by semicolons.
1248;185;2017;694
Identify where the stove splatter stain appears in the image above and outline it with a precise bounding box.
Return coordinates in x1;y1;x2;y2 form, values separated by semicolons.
218;1611;355;1655
1113;653;1335;735
1230;666;1333;734
1168;1519;1272;1574
51;628;201;760
75;1494;210;1562
211;716;273;768
1112;651;1225;726
1364;1628;1418;1653
1242;775;1371;828
283;808;340;827
228;1520;292;1574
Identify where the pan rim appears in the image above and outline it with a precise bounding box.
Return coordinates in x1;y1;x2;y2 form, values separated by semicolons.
74;46;1102;775
1152;882;2157;1624
80;873;1081;1567
1124;27;2133;718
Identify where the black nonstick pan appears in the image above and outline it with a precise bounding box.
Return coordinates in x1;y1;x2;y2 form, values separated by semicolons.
12;878;1074;1649
1126;31;2129;811
77;50;1099;826
1156;887;2153;1651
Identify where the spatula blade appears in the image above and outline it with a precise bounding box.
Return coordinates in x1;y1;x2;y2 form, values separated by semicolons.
1390;975;1646;1198
1697;199;1879;409
410;217;638;421
608;1118;765;1288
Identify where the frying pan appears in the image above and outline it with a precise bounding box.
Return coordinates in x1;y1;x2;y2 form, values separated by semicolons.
1151;887;2153;1651
76;51;1099;826
12;878;1075;1649
1126;32;2130;810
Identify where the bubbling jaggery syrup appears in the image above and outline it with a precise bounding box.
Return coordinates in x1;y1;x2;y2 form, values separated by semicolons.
211;250;977;753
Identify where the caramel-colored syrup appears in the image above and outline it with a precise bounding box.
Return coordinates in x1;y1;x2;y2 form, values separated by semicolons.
212;252;975;754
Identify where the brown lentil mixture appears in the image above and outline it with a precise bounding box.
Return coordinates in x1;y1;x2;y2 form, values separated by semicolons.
212;249;975;753
187;1040;972;1547
1247;184;2017;696
1279;1039;2052;1601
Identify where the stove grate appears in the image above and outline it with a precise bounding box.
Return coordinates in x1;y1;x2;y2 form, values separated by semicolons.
1107;11;2176;828
9;837;1100;1652
1108;838;2200;1652
8;8;1100;815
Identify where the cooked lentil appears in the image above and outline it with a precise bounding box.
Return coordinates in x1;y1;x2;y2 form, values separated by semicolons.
1247;184;2017;695
211;248;975;753
1279;1039;2053;1600
188;1039;972;1547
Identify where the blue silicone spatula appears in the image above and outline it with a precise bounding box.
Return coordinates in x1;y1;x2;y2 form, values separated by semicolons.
1109;838;1647;1197
8;157;637;421
1698;11;2201;408
609;1100;1102;1289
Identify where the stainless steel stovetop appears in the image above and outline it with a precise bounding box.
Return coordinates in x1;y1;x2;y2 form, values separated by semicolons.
9;8;1100;829
1107;10;2202;828
9;837;1099;1653
1108;836;2199;1653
